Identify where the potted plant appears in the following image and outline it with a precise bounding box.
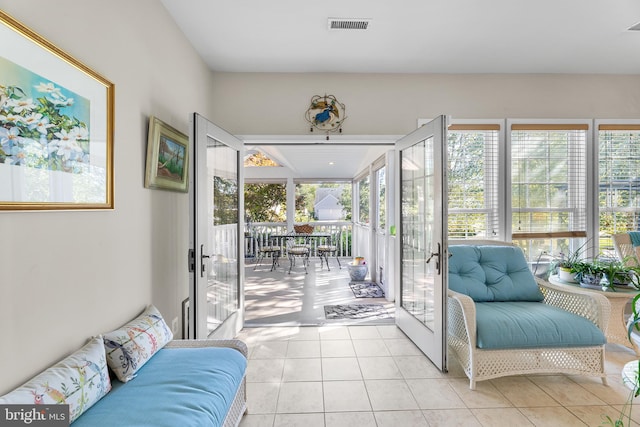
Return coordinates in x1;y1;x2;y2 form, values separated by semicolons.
550;240;591;283
571;260;607;289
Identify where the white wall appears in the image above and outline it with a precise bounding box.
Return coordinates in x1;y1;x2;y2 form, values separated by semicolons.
210;72;640;135
0;0;214;393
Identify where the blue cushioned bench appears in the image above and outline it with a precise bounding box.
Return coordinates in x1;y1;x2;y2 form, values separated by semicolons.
447;241;611;389
73;343;247;427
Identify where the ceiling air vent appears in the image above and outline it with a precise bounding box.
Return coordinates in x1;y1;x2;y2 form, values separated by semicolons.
328;18;371;31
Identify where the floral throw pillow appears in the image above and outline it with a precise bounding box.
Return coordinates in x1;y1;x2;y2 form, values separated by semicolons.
0;336;111;423
103;305;173;383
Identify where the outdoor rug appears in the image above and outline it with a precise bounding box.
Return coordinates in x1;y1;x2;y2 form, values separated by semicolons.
349;282;385;298
324;304;390;320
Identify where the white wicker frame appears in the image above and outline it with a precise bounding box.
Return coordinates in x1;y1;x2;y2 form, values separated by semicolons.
164;339;248;427
447;241;611;390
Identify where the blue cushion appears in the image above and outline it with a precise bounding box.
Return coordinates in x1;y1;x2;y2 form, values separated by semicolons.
449;245;544;302
73;346;246;427
475;302;606;349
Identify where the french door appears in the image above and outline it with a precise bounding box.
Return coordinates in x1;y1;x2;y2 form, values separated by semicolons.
188;113;244;339
395;115;448;371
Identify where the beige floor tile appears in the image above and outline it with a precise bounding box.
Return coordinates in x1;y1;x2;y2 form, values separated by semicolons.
376;325;407;339
251;341;289;359
352;339;390;357
358;356;402;380
490;377;559;407
448;377;513;409
374;410;428;427
320;340;356;357
273;413;325;427
286;327;320;341
286;340;321;358
519;406;588;426
246;382;280;414
422;409;482;427
565;405;625;427
394;355;446;379
471;408;534;426
529;375;607;406
239;414;275;427
276;382;324;413
247;358;285;382
321;357;362;381
405;378;466;410
569;373;635;405
348;325;382;339
365;379;419;411
324;411;377;427
282;358;322;382
319;326;351;340
610;404;640;426
323;380;372;412
384;338;423;356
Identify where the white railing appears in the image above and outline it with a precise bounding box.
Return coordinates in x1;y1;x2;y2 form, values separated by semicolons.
244;221;353;258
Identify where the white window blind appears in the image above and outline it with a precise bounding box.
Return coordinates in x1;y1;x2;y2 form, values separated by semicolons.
510;124;587;239
598;124;640;248
447;124;500;239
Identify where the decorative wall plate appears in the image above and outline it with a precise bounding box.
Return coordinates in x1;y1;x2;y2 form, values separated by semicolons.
305;94;346;133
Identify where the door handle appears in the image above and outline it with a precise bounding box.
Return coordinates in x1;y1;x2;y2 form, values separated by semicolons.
426;242;441;275
200;244;211;277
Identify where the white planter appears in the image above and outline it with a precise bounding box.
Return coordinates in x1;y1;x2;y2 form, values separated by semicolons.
558;267;577;283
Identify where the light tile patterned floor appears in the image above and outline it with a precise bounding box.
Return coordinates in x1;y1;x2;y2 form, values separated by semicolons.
237;325;640;427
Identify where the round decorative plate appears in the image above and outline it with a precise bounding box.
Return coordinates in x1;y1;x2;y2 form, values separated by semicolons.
305;94;346;132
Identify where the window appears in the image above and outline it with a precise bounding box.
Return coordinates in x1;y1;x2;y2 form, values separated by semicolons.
357;176;370;224
509;122;589;262
598;124;640;254
244;182;286;223
447;124;500;240
295;182;351;222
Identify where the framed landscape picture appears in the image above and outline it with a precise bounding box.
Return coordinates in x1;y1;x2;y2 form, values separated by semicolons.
0;11;114;210
145;116;188;193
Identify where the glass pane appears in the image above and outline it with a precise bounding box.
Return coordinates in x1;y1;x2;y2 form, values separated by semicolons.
206;137;239;335
401;138;435;330
376;167;386;230
358;177;370;224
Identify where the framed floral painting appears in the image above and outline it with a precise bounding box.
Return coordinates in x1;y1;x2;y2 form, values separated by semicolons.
0;11;114;210
144;116;188;193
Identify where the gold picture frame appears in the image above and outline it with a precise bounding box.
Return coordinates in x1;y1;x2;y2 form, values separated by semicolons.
0;11;114;210
144;116;189;193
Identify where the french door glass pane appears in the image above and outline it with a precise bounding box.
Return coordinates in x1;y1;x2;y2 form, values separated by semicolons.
206;137;239;334
401;138;435;330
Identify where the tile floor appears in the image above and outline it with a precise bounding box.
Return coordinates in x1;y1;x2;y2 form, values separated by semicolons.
236;325;640;427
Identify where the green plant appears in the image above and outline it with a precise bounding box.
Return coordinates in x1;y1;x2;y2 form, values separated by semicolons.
549;240;592;275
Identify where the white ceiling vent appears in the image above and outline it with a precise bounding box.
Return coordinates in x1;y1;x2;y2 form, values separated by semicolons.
328;18;371;31
629;21;640;31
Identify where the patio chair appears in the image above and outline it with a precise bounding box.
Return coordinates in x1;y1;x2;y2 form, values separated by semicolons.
613;232;640;267
253;236;282;272
285;232;310;274
318;230;342;271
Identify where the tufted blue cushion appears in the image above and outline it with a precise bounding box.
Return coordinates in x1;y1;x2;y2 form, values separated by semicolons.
449;245;544;302
475;301;606;349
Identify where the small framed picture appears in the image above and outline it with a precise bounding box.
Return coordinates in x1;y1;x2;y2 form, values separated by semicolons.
144;116;188;192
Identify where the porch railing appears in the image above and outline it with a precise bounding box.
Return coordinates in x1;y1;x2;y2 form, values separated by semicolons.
244;221;353;259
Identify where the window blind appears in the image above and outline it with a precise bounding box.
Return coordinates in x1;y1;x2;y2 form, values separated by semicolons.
447;124;500;239
510;124;587;239
598;125;640;248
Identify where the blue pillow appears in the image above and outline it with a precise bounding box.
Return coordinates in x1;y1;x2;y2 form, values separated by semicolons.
449;245;544;302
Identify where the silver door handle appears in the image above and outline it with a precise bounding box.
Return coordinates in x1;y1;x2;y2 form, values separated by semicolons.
200;244;211;277
426;243;441;274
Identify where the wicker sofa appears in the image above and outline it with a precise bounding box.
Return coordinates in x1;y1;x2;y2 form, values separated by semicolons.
0;306;247;426
447;241;611;390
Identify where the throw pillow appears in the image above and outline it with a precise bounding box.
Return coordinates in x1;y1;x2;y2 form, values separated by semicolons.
0;335;111;423
103;305;173;383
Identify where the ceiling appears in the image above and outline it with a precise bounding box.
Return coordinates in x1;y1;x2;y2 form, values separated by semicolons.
160;0;640;178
